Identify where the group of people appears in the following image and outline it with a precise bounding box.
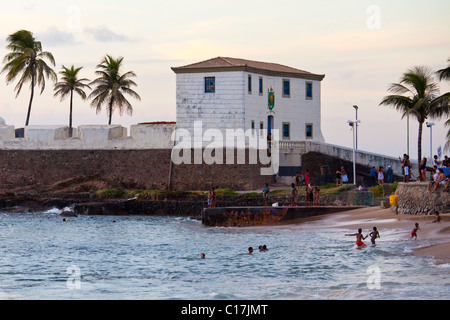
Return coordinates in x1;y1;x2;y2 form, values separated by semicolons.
289;183;321;207
403;153;450;184
370;166;394;185
345;212;442;247
199;244;268;258
295;169;311;188
335;166;349;187
427;165;450;192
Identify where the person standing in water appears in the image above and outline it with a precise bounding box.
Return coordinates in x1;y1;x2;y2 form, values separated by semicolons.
345;228;368;247
369;227;380;245
411;223;420;240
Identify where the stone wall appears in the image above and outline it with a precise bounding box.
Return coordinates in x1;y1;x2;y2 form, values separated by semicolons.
394;182;450;215
0;149;269;192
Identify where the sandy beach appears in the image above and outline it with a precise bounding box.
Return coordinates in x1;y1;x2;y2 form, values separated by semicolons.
301;206;450;265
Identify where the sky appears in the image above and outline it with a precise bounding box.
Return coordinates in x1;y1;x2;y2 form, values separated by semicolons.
0;0;449;160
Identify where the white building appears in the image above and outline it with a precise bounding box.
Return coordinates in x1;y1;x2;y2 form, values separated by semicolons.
171;57;326;145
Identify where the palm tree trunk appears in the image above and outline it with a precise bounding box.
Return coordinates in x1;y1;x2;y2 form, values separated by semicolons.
69;90;73;137
25;72;35;126
108;99;113;125
418;121;424;176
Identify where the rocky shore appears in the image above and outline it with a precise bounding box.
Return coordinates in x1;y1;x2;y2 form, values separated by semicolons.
0;189;353;218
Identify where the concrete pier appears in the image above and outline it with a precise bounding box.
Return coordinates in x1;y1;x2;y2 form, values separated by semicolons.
201;206;362;227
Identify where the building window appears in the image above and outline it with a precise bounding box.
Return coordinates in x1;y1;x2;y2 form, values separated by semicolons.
259;121;264;136
248;75;252;94
251;120;255;135
305;123;313;139
259;77;263;95
282;122;290;139
205;77;215;93
282;79;290;97
306;82;313;100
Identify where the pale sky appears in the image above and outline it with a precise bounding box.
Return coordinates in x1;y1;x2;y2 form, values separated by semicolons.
1;0;449;160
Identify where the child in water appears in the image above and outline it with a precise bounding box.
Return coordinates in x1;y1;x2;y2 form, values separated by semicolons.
369;227;380;245
345;228;368;247
411;223;420;240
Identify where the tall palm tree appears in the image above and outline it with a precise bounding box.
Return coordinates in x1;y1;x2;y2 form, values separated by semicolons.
88;55;140;125
53;65;90;137
380;66;448;172
1;30;57;126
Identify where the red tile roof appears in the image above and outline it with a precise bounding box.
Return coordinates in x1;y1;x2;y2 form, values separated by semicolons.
171;57;325;80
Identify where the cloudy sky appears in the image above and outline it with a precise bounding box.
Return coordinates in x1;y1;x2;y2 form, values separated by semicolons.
0;0;449;160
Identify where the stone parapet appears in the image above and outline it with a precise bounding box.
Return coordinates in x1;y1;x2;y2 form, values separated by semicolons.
394;182;450;215
0;123;176;150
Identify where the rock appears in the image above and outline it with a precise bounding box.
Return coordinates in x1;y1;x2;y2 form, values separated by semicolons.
59;210;78;217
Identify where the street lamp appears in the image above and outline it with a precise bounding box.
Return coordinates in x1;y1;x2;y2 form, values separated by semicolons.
348;119;361;185
353;105;358;149
426;122;435;160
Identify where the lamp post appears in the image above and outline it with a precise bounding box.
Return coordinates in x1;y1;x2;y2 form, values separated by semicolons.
353;105;358;149
426;122;435;160
348;119;361;185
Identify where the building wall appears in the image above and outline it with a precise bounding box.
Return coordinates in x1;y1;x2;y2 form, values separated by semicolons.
175;71;245;144
174;70;324;146
244;72;324;143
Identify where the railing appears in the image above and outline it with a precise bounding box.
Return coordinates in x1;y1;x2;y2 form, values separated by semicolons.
275;140;306;152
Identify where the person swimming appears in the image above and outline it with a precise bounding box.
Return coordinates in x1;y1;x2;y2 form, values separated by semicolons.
345;228;368;247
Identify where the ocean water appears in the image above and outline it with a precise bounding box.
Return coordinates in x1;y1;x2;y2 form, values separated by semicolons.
0;209;449;300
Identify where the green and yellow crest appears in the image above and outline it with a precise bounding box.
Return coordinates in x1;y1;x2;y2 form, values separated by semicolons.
268;87;275;110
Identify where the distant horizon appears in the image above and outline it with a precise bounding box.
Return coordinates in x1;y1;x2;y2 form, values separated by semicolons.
1;0;450;159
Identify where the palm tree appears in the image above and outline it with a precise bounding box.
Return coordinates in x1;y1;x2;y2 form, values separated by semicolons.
380;66;448;173
437;57;450;81
1;30;57;126
436;58;450;151
88;55;140;125
53;65;90;137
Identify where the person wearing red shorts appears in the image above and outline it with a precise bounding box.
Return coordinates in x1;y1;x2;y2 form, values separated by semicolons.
411;223;420;240
345;228;368;247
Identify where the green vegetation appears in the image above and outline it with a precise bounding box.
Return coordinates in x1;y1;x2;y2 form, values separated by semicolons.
369;185;383;198
214;188;238;197
1;30;56;126
53;65;90;136
89;55;141;125
1;30;142;127
379;65;450;167
97;188;127;199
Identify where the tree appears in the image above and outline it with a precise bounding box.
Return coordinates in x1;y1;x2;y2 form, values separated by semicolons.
1;30;57;126
53;65;90;137
437;57;450;81
379;66;448;172
436;58;450;151
88;55;140;125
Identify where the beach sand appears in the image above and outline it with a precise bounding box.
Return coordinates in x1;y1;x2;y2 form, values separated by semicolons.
301;206;450;265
